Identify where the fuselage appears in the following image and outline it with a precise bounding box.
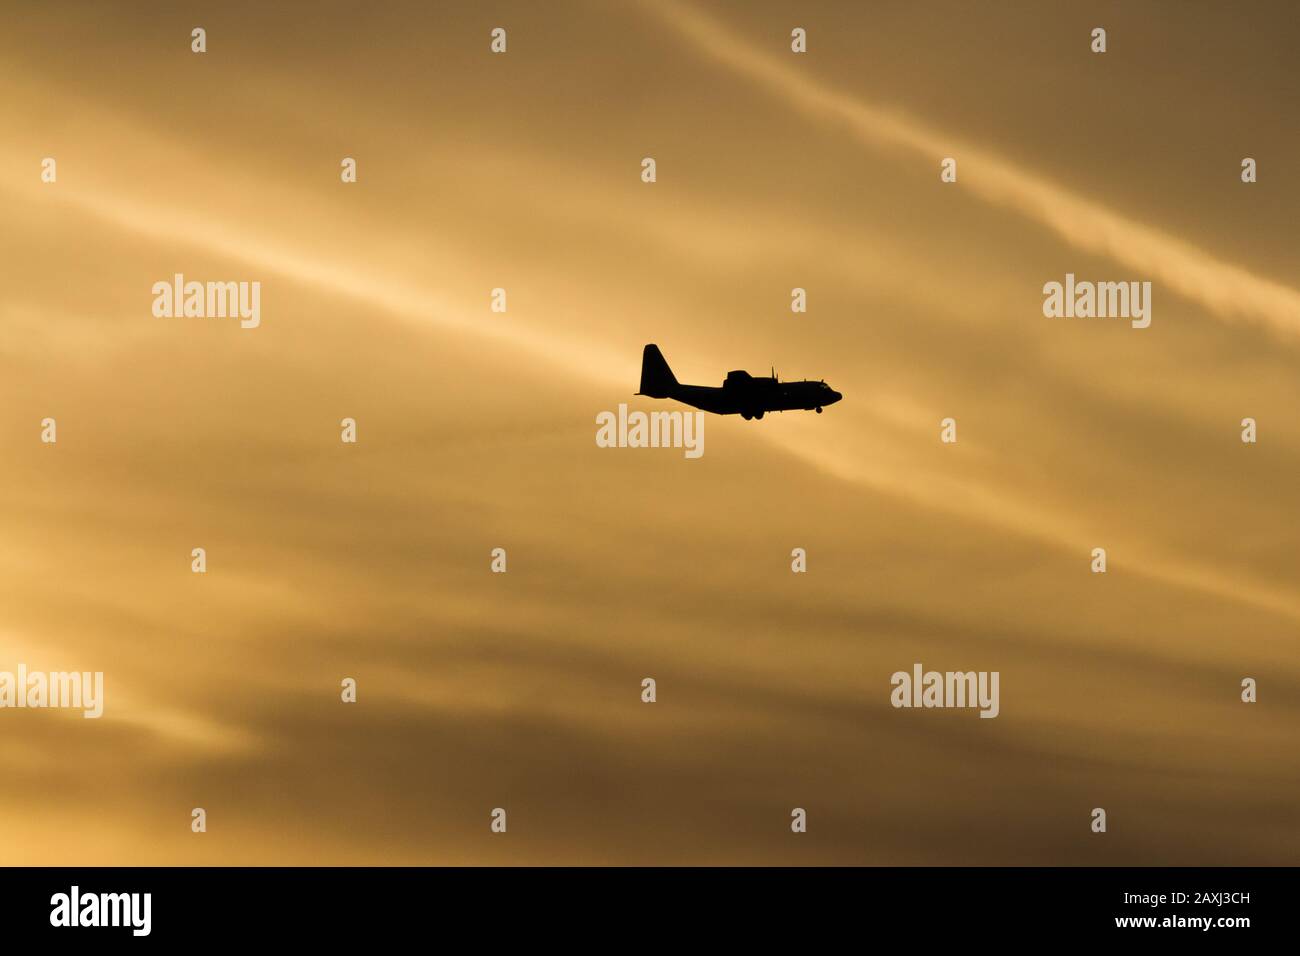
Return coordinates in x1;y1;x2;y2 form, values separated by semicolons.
672;374;841;417
636;345;841;419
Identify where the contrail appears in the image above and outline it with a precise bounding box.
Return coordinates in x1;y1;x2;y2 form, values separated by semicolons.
639;0;1300;338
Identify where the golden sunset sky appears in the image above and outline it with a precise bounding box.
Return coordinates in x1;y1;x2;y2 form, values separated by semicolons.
1;0;1297;864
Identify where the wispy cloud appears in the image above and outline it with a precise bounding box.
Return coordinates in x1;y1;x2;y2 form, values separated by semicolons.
11;149;1299;628
639;0;1300;339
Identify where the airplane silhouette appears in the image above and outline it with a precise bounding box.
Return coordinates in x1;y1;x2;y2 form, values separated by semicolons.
636;344;842;420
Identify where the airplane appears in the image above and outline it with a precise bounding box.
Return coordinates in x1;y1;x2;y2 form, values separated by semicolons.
636;343;842;420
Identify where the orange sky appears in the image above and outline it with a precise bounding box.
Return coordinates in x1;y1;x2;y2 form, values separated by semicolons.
1;0;1297;864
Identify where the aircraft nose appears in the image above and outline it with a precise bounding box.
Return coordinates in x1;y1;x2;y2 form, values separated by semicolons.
829;390;842;404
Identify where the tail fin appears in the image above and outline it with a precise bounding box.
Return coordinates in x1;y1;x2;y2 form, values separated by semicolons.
638;343;678;398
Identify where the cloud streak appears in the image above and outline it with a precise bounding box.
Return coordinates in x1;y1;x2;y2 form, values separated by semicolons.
10;148;1300;629
640;0;1300;339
